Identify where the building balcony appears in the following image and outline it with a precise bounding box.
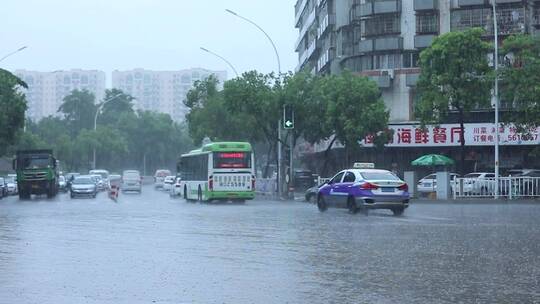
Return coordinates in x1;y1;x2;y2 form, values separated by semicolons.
374;37;403;51
414;34;436;48
358;39;374;53
406;73;419;87
295;0;308;27
369;75;392;88
317;14;336;38
414;0;438;10
458;0;484;6
359;3;373;17
374;0;401;14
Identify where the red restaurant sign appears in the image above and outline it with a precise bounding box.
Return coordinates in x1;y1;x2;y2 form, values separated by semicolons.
361;123;540;147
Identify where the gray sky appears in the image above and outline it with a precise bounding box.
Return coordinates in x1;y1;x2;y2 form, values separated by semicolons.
1;0;298;84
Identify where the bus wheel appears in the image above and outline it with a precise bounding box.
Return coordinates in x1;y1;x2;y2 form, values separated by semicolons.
197;186;202;202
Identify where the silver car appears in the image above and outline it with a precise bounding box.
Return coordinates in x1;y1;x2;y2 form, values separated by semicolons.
122;170;142;193
70;176;97;198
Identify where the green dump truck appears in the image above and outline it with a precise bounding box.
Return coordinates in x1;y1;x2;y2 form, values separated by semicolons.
13;149;59;199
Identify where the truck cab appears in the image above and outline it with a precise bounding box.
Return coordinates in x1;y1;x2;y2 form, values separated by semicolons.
13;149;59;199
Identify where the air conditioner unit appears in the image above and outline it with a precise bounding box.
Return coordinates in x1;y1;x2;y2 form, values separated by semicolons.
381;69;394;79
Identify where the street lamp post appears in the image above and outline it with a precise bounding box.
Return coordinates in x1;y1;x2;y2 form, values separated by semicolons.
92;94;123;169
492;0;500;199
0;46;27;63
200;47;239;78
225;8;286;198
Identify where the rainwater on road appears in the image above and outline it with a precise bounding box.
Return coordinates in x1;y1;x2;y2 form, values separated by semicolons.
1;187;539;304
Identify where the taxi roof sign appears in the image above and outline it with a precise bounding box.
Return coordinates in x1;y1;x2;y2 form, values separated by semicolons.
353;162;375;169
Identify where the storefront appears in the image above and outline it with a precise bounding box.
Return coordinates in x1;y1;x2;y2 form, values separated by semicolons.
300;123;540;177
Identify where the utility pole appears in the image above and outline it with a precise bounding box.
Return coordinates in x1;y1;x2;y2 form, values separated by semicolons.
492;0;500;199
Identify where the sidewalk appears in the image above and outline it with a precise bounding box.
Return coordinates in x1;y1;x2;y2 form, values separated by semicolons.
411;197;540;204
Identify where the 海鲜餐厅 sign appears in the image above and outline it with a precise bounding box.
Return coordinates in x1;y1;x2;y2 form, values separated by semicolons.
360;123;540;147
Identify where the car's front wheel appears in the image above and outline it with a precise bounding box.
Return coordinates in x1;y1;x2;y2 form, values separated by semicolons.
392;206;405;216
317;195;327;212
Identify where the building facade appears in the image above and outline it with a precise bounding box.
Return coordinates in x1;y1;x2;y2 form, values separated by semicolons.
14;69;106;121
295;0;540;123
111;68;227;122
295;0;540;172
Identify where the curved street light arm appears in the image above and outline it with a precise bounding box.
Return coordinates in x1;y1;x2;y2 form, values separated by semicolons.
200;47;239;78
226;9;281;74
0;46;28;63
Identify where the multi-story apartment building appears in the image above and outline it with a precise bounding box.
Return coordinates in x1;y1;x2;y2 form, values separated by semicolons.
14;69;106;121
295;0;540;172
112;68;227;122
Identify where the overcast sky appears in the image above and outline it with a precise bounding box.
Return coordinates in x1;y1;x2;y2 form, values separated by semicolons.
1;0;298;84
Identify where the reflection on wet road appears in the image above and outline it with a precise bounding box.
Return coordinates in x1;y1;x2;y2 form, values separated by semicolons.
1;187;540;303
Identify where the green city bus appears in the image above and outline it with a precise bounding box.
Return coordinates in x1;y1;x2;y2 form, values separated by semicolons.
177;142;255;202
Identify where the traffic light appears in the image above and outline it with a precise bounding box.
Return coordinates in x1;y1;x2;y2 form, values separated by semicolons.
283;104;294;129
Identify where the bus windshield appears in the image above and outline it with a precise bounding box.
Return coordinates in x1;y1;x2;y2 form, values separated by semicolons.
213;152;251;169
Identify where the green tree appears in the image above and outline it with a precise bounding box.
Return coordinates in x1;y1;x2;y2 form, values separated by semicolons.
501;34;540;128
58;89;97;137
320;71;389;172
281;72;330;145
416;28;492;174
0;69;27;156
184;76;245;144
99;88;136;126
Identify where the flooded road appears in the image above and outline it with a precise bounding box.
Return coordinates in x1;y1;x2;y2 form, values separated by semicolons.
1;187;540;303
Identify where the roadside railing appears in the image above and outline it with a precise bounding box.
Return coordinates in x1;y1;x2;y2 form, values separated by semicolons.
453;177;540;199
317;177;331;185
256;178;277;196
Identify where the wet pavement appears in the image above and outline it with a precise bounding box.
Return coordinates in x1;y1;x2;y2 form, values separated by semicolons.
1;187;540;304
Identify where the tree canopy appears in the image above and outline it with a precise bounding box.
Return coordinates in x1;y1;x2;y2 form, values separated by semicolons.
416;28;492;173
0;69;27;155
501;34;540;128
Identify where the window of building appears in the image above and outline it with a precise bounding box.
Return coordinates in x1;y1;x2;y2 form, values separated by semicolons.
402;52;420;68
416;12;439;34
363;14;400;37
373;53;401;69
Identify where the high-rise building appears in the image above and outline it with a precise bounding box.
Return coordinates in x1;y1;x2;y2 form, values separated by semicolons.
295;0;540;171
295;0;540;123
14;69;106;121
112;68;227;122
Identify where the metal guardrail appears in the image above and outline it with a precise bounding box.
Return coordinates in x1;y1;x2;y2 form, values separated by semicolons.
255;178;277;196
453;177;540;199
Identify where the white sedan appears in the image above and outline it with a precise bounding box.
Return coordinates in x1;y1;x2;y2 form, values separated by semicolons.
162;176;176;192
171;177;183;197
417;173;459;194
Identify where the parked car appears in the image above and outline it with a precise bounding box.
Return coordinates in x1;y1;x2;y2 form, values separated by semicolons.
458;172;496;195
417;173;459;194
171;177;183;197
5;176;18;195
0;177;7;198
293;170;315;193
154;169;171;189
317;163;410;215
58;175;68;192
122;170;142;193
70;175;97;198
163;175;176;192
305;183;325;203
